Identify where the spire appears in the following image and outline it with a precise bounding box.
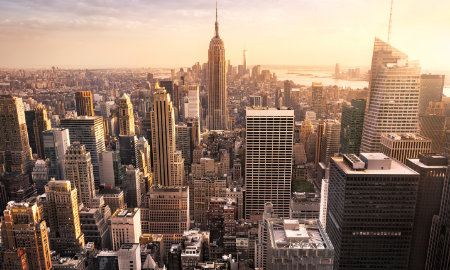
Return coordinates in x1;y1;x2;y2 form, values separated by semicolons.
215;0;219;37
387;0;394;44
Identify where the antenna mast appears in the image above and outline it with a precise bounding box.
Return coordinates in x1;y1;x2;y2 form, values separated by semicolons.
387;0;393;44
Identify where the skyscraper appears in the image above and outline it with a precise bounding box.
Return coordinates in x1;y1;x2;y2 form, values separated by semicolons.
311;83;324;118
0;95;32;173
340;99;366;155
118;93;135;136
418;74;445;116
327;153;419;269
380;133;431;164
405;153;447;270
419;102;446;153
42;128;70;180
320;119;341;167
151;83;184;187
75;91;94;117
245;108;294;219
207;4;228;131
284;80;292;107
111;208;141;251
45;180;85;256
33;105;51;159
60;116;105;186
360;38;421;152
1;201;52;270
63;142;96;207
187;85;200;120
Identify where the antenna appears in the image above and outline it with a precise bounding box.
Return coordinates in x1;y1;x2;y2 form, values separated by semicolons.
216;0;218;22
387;0;393;44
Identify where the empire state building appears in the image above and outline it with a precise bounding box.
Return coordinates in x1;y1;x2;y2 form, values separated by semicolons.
207;3;228;131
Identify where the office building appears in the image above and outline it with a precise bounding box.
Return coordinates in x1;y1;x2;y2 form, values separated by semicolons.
60;116;105;186
245;108;294;219
405;153;447;270
419;101;446;153
340;99;366;155
125;165;141;208
151;83;184;187
249;95;262;108
79;207;111;250
118;94;135;136
99;151;123;188
418;74;445;116
0;95;32;173
75;91;94;117
208;197;237;258
136;136;151;176
320;119;341;166
283;80;292;107
319;178;329;230
63;142;96;206
98;188;125;213
361;38;421;152
111;208;141;250
42;128;70;180
327;153;419;269
193;177;226;228
1;201;52;270
0;172;36;208
25;110;37;154
207;5;228;131
119;135;138;167
176;123;193;166
315;121;326;168
380;133;431;164
187;85;200;119
33;105;51;158
426;166;450;269
311;83;323;117
118;243;141;270
45;180;85;256
31;159;49;195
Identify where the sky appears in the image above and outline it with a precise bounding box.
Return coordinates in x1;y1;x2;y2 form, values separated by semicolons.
0;0;449;71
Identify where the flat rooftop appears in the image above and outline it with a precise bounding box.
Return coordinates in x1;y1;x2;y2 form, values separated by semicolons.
246;107;294;117
382;133;430;141
332;155;419;175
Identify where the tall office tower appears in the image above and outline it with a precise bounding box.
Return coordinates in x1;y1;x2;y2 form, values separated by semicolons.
33;105;51;159
335;63;340;78
60;116;105;186
327;153;419;269
360;38;421;153
380;133;431;164
75;91;94;117
0;95;32;173
25;110;37;154
187;85;200;119
315;123;326;169
151;84;184;187
42;128;70;180
141;186;189;235
99;151;123;187
275;88;281;108
110;208;141;250
283;80;292;107
118;94;135;136
171;151;185;186
340;99;366;155
207;4;228;131
45;180;85;256
193;177;226;228
119;135;138;167
311;83;324;118
319;178;329;230
1;201;52;270
299;120;314;144
405;154;447;270
208;197;237;259
159;80;176;107
418;74;445;116
426;166;450;269
419;102;446;153
63;142;96;207
176;123;193;166
245;108;294;219
320;119;341;167
243;49;247;72
125;165;141;208
118;243;141;270
79;207;111;250
187;118;201;148
31;160;49;194
136;137;151;176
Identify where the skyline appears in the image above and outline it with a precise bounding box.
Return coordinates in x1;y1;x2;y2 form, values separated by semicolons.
0;0;450;71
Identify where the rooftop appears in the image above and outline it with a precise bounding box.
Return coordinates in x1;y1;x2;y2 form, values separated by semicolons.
246;107;294;116
382;133;430;141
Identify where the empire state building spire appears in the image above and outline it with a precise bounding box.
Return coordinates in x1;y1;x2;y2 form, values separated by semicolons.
215;0;219;37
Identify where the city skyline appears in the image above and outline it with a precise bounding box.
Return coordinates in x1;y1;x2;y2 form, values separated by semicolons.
0;0;449;71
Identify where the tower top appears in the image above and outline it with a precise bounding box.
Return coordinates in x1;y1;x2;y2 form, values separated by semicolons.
387;0;394;44
215;0;219;37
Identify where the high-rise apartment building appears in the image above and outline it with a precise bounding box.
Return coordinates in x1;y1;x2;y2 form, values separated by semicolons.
340;99;366;155
405;153;447;270
63;142;96;206
0;95;32;173
380;133;431;164
75;91;94;117
60;116;105;186
320;119;341;167
245;108;294;219
111;208;141;250
207;6;228;131
118;94;135;136
42;128;70;180
327;153;419;269
418;74;445;116
361;38;421;152
311;82;324;117
1;201;52;270
45;180;85;256
33;105;51;159
151;84;184;187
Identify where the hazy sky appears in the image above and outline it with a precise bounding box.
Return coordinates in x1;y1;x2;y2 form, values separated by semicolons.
0;0;449;70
